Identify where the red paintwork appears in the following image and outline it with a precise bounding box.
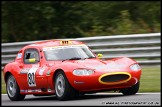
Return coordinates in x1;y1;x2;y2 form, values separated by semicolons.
3;40;141;95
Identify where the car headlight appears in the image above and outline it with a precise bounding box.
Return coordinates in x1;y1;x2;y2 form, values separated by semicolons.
73;69;94;76
130;64;141;71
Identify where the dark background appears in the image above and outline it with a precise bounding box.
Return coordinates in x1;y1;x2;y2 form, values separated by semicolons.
2;1;160;43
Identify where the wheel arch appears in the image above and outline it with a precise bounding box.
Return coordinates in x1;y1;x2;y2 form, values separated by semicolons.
53;69;65;81
4;71;21;89
3;63;21;84
51;68;75;91
4;71;13;83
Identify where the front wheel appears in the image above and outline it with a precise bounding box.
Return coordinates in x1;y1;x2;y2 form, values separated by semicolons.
54;71;78;100
6;75;26;101
121;81;140;95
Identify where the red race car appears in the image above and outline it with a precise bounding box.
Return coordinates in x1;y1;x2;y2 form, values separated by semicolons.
3;40;142;101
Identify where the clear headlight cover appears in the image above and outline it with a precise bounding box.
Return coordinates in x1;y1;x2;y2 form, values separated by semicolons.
73;69;94;76
130;64;141;71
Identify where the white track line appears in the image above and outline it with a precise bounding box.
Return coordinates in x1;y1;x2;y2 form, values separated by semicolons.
95;92;160;94
1;93;160;96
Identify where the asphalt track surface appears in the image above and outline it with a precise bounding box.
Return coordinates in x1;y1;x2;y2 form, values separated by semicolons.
1;93;161;106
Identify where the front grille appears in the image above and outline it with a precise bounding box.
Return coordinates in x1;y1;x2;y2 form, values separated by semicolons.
99;72;131;85
101;74;129;82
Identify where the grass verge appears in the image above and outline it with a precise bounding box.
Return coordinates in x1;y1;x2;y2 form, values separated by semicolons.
139;66;160;92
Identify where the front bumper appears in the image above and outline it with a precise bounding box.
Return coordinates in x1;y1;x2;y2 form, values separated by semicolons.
67;70;141;92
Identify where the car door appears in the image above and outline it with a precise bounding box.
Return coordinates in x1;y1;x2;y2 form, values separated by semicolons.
18;48;40;89
20;48;46;89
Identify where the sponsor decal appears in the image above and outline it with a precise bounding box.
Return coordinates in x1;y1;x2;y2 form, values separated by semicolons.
20;90;25;92
20;90;28;93
28;89;32;92
27;89;41;92
88;63;125;71
35;89;41;92
47;88;52;92
28;89;42;93
74;81;85;84
48;64;53;67
17;53;22;59
46;70;51;75
39;66;45;75
43;45;86;51
37;89;42;92
32;90;36;92
106;63;125;69
20;68;30;74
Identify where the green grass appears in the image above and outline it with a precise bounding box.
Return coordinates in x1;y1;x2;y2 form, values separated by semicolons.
1;66;160;94
139;66;160;92
1;72;6;94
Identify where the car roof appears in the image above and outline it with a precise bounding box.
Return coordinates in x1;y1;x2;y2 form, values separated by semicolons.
25;40;85;49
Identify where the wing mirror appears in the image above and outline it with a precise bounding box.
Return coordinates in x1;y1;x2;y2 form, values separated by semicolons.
97;53;103;58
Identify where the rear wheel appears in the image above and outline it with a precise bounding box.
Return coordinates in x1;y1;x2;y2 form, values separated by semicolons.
6;75;26;101
121;81;140;95
54;71;78;100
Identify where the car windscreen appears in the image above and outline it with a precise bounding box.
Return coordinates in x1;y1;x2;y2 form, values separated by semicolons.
43;45;96;61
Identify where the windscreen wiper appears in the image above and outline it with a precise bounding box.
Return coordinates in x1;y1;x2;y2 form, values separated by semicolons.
87;56;96;59
62;57;83;62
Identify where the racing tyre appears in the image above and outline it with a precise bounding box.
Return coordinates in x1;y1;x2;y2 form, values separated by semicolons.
6;75;26;101
121;81;140;95
54;71;78;100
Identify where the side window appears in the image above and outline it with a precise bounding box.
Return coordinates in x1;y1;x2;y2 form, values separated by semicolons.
24;49;40;64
